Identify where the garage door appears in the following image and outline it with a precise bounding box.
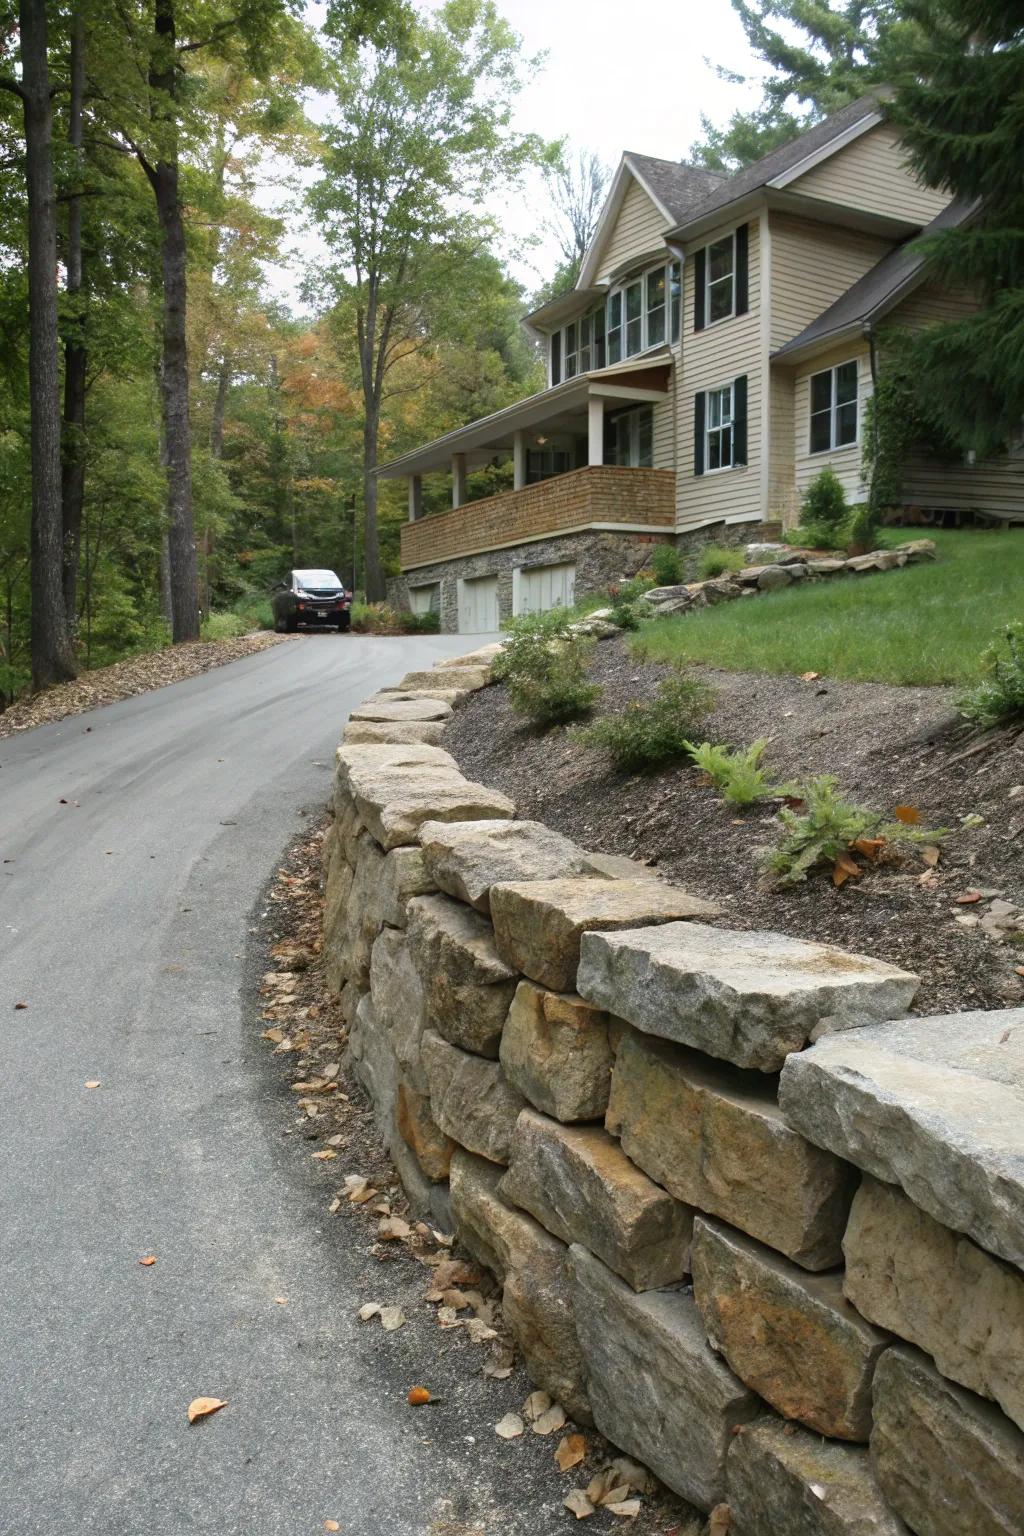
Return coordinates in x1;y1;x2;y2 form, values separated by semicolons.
458;574;498;633
515;561;576;616
409;583;440;615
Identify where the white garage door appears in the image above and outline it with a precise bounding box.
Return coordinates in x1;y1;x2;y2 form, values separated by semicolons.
515;561;576;616
409;583;440;615
458;574;498;633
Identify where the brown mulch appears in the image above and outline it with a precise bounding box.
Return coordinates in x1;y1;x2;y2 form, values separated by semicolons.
0;631;292;739
444;637;1024;1018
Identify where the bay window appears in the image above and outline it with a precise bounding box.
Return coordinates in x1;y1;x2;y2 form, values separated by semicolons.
809;360;859;453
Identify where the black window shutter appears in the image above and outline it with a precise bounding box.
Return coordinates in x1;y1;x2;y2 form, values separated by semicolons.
694;391;706;475
733;375;748;464
693;247;706;332
735;224;749;316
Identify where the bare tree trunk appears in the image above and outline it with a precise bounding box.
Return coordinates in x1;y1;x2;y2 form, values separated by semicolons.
61;3;87;632
147;0;199;643
18;0;76;688
361;406;384;601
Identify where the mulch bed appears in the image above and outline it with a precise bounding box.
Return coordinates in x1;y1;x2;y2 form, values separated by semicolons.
0;631;292;740
444;636;1024;1018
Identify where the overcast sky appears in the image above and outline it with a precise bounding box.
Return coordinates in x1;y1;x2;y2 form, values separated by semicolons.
259;0;770;308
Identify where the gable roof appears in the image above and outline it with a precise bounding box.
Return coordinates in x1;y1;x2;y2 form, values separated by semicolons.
668;94;885;236
772;198;977;362
623;154;726;226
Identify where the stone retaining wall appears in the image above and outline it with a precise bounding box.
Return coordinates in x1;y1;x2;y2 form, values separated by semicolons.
322;647;1024;1535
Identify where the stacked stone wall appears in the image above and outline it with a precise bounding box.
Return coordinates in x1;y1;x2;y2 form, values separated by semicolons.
322;647;1024;1534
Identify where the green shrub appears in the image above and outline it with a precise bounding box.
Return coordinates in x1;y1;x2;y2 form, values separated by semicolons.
763;773;944;887
494;609;601;725
573;671;714;771
651;544;684;585
698;545;745;580
959;622;1024;727
686;739;783;806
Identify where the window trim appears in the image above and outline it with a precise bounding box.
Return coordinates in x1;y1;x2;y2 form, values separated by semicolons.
704;232;736;329
704;381;735;474
808;358;860;455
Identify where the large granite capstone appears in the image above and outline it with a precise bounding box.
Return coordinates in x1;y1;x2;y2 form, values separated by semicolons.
578;922;919;1072
779;1008;1024;1267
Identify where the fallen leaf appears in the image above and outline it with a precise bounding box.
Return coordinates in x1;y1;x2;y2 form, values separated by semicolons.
138;1255;156;1267
894;805;921;825
311;1149;337;1161
495;1413;525;1440
187;1397;227;1424
555;1434;586;1472
563;1490;595;1519
84;1080;101;1089
532;1404;567;1436
407;1386;432;1406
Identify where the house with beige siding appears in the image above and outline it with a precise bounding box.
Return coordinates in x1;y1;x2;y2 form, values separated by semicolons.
380;96;1022;632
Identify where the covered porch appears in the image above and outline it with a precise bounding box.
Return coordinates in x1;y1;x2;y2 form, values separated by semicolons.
377;356;674;568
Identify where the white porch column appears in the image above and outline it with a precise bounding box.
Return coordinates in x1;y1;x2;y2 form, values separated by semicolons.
408;474;423;521
513;429;527;490
588;396;605;466
452;452;467;508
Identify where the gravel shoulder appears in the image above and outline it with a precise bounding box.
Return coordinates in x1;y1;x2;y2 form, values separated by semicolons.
444;636;1024;1017
0;631;292;739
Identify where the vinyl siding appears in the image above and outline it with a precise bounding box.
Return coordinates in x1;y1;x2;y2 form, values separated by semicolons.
791;125;951;227
769;214;895;351
793;342;872;506
677;217;763;530
597;177;668;280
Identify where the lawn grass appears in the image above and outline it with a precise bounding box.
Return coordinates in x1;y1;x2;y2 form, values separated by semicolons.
632;528;1023;687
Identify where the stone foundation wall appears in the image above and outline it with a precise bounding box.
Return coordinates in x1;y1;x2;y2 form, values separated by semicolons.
323;649;1024;1534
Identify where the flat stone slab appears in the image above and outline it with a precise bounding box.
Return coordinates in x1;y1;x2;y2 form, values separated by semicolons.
870;1345;1024;1536
418;818;594;914
727;1416;906;1536
844;1176;1024;1432
692;1217;889;1441
578;922;919;1073
499;980;613;1123
606;1030;855;1269
569;1243;758;1509
778;1008;1024;1267
500;1109;692;1291
350;696;453;722
448;1149;590;1421
491;879;718;993
420;1030;525;1165
406;894;518;1058
342;719;447;746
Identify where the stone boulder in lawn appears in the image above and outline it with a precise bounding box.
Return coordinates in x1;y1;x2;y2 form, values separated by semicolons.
778;1008;1024;1268
498;979;613;1123
417;818;594;914
406;893;518;1058
489;878;718;993
500;1108;692;1291
577;922;919;1073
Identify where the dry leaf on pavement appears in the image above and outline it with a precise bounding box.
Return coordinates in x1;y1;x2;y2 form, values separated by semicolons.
495;1413;525;1440
555;1434;586;1472
187;1397;227;1424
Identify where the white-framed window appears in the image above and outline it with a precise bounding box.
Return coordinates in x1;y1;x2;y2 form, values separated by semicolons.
706;384;734;472
608;405;654;468
706;233;735;325
810;359;859;453
548;258;681;385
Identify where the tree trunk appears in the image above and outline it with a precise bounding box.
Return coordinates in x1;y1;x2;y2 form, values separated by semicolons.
362;407;384;601
61;3;86;632
149;0;199;643
20;0;76;688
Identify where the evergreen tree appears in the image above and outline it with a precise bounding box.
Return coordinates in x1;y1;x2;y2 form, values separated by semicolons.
887;0;1024;456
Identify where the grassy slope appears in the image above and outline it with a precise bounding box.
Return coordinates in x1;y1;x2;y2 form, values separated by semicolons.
633;529;1022;687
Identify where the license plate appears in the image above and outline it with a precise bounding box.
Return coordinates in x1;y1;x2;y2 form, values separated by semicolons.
316;609;327;618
